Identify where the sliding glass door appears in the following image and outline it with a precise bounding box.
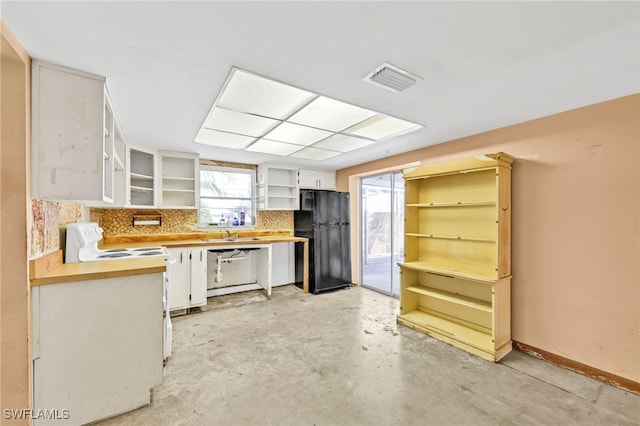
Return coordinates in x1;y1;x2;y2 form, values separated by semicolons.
360;172;404;297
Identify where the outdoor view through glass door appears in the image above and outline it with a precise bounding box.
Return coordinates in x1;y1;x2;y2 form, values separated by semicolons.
360;172;404;297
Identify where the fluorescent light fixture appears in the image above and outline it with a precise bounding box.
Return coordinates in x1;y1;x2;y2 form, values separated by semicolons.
263;122;333;146
344;114;422;140
288;96;377;132
195;128;256;149
289;146;341;161
217;69;316;120
313;134;375;153
204;107;279;137
194;67;424;161
246;139;304;156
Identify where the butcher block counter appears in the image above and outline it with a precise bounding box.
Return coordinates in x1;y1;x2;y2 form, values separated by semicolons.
30;252;166;286
29;233;309;292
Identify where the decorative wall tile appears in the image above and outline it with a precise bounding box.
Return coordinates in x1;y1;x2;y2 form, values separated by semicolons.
29;200;83;259
91;208;293;237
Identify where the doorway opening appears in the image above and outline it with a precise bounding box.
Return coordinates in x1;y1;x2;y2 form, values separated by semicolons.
359;171;404;297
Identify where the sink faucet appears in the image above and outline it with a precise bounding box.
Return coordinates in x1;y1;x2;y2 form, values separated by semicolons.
225;230;231;238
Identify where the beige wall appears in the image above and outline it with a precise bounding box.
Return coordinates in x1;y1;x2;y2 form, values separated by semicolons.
1;21;32;424
337;94;640;383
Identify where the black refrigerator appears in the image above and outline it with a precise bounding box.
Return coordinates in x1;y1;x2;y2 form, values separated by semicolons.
294;190;351;294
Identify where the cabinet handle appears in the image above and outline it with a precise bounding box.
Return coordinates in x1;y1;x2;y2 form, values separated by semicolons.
200;251;203;261
180;252;183;263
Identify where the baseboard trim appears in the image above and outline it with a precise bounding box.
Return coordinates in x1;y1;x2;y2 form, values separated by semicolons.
513;341;639;394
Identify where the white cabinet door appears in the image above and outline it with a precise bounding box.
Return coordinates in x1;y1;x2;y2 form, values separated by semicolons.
298;168;336;190
167;248;189;310
271;242;294;285
189;248;208;307
31;60;111;202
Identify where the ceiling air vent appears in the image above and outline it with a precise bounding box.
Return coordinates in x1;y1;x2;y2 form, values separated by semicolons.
364;62;421;93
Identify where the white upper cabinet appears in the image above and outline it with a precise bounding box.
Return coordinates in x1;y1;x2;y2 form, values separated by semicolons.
158;150;199;209
112;117;127;207
257;164;300;210
298;168;336;190
126;144;157;207
32;61;116;203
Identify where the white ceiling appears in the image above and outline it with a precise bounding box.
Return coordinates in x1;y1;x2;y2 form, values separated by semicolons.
2;1;638;170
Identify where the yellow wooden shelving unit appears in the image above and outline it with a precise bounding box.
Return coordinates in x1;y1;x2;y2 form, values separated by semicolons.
397;152;514;362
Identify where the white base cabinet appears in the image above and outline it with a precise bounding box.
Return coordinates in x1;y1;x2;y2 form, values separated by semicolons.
206;244;273;297
166;247;207;311
31;273;164;426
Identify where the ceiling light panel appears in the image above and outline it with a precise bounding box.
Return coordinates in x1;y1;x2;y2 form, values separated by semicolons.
195;129;256;149
245;139;304;156
344;114;422;140
312;134;375;153
289;146;341;161
288;96;377;132
263;122;333;146
217;69;316;120
204;107;279;137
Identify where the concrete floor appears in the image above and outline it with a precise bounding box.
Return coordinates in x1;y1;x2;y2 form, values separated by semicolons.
99;285;639;426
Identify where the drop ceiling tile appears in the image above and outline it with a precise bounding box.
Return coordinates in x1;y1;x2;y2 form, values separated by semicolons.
194;129;256;149
263;122;333;146
312;133;375;152
204;107;280;137
289;146;341;161
288;96;377;132
217;69;317;120
245;139;304;156
344;114;422;140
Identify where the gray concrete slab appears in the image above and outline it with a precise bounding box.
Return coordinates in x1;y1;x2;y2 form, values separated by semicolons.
98;285;639;426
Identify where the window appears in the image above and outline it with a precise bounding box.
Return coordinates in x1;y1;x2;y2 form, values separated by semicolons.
199;166;255;226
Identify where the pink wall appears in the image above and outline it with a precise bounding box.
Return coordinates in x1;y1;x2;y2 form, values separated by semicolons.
337;94;639;382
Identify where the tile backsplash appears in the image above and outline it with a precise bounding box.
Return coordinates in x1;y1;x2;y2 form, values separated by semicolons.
30;200;84;259
90;208;293;237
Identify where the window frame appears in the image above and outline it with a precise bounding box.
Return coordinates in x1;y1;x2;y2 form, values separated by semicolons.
198;165;256;227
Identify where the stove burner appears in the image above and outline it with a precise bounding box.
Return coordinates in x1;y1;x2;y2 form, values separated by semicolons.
98;252;133;258
105;248;129;252
133;247;163;252
137;251;163;256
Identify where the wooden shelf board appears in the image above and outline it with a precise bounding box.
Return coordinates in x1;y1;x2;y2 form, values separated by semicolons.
405;233;495;243
130;185;153;192
162;189;195;193
268;184;297;188
130;172;153;180
399;261;497;283
398;310;493;352
407;201;495;208
163;176;195;181
406;285;491;313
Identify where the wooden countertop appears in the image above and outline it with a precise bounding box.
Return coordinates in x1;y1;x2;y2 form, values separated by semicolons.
30;257;166;287
30;233;309;292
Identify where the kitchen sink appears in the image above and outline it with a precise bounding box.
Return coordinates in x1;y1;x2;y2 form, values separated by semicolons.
201;237;262;243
